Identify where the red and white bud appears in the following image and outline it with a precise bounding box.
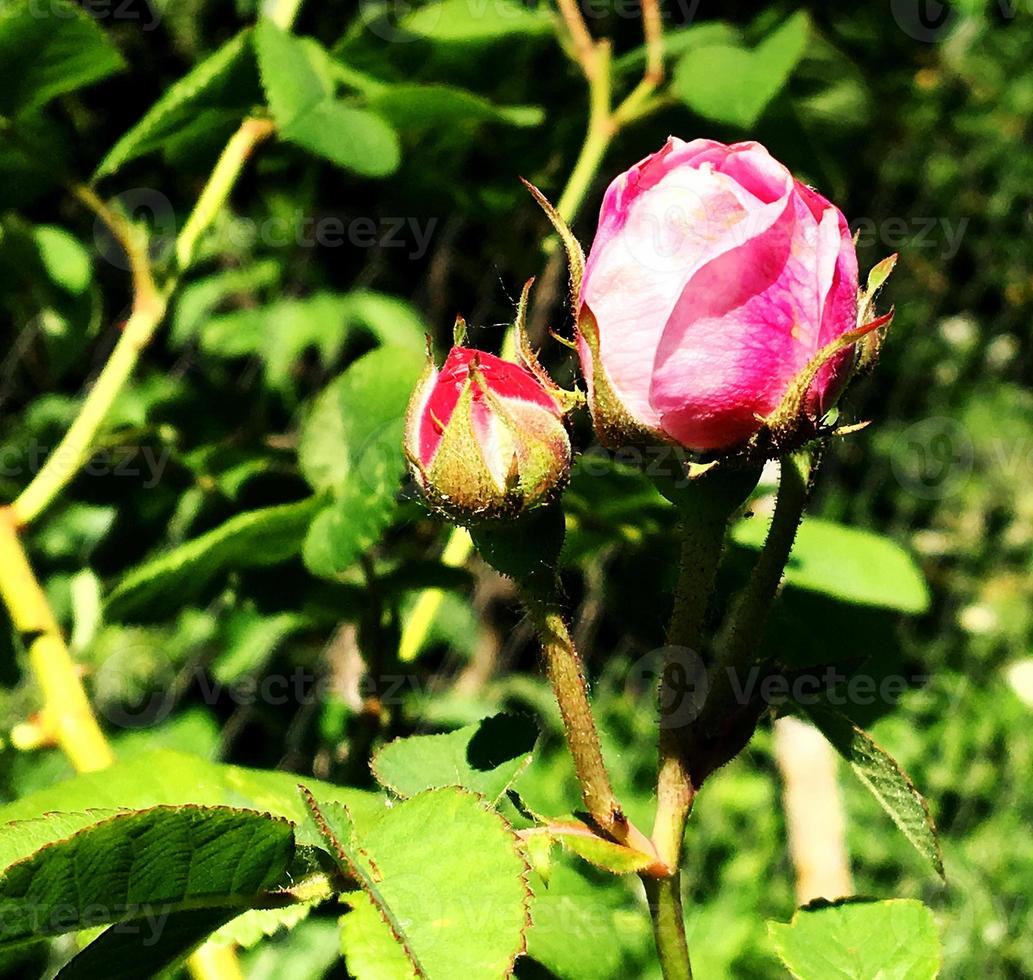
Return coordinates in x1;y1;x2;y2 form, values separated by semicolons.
405;345;572;522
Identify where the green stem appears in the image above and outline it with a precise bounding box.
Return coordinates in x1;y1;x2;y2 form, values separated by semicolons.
175;117;275;271
647;501;731;980
651;511;725;865
699;452;812;737
647;467;762;979
12;117;276;527
644;876;693;980
554;40;613;225
0;510;114;771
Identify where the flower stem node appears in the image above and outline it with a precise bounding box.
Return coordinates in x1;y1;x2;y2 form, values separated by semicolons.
405;339;575;525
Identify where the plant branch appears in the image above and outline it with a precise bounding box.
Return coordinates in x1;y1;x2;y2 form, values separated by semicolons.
0;509;113;771
522;594;616;828
676;451;814;798
555;0;598;78
522;590;658;858
68;183;160;310
700;452;813;738
641;0;664;85
176;117;275;271
12;116;275;527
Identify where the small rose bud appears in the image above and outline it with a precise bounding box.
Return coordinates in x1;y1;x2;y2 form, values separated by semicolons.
577;137;891;457
405;343;572;522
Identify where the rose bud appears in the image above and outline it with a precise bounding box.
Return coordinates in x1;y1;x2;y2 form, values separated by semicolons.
577;137;891;456
404;335;573;522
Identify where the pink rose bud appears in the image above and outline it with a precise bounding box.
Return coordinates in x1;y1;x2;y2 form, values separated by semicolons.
578;137;888;455
405;342;572;521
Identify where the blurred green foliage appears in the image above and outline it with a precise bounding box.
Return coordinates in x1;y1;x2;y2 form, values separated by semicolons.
0;0;1031;976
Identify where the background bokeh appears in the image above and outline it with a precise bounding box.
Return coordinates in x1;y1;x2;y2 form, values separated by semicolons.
0;0;1031;976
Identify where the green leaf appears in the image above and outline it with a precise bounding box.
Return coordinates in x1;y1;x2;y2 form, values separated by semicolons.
171;259;282;346
255;22;399;176
401;0;553;43
339;290;426;352
198;292;353;393
299;340;423;508
671;11;811;127
0;0;125;116
55;908;240;980
368;84;542;129
0;806;294;947
0;811;121;871
254;21;334;125
0;749;386;832
33;226;91;295
731;516;929;614
371;714;537;803
613;21;740;76
210;902;317;949
541;821;657;875
768;899;941;980
803;704;944;878
303;787;530;979
95;30;256;179
301;484;400;581
282;101;400;177
106;497;321;620
525;862;652;979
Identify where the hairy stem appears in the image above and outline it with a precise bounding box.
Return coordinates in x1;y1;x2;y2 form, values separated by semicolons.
698;452;812;739
522;593;621;833
647;496;736;980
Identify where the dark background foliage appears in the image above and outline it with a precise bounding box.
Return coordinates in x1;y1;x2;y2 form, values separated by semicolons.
0;0;1030;976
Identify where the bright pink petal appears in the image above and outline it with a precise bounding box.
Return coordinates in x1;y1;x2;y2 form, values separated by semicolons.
650;188;829;451
580;139;791;430
418;347;559;466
